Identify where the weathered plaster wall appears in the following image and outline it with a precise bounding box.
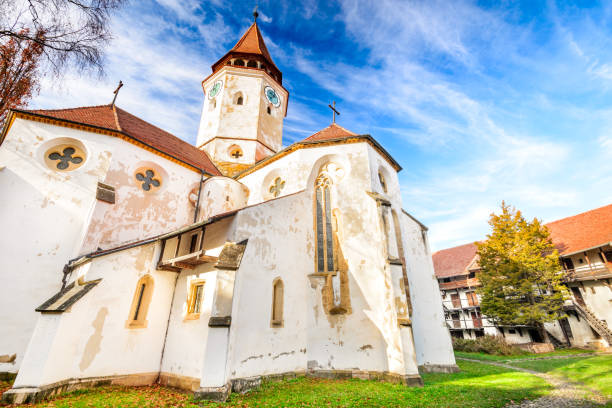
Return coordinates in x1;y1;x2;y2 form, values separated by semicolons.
0;118;110;373
572;281;612;328
228;142;420;380
78;135;201;255
197;177;249;222
12;243;175;389
399;212;456;368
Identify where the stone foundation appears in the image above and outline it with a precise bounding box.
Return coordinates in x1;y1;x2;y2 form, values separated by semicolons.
1;372;158;405
158;372;200;392
418;364;460;374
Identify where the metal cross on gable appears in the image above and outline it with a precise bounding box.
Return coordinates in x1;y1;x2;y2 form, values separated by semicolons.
48;147;83;170
328;101;340;123
136;169;161;191
269;177;285;197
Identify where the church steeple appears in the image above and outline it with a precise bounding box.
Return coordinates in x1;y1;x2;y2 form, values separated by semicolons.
196;17;288;177
210;20;282;85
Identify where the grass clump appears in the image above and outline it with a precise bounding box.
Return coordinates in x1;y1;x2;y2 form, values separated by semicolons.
452;335;525;356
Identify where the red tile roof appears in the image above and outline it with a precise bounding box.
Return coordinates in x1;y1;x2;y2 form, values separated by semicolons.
229;22;277;70
23;105;220;175
432;242;478;278
210;21;282;84
546;203;612;255
302;123;357;142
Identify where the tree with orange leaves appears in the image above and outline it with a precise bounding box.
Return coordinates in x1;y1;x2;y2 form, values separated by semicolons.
0;30;44;122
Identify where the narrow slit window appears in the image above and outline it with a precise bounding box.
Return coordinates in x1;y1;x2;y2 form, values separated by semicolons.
126;275;154;328
271;279;284;326
133;283;145;320
189;234;198;253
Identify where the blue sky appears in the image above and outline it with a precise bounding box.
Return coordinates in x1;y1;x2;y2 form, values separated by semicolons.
32;0;612;251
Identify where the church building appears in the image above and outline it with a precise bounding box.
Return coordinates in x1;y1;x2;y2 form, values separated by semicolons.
0;16;456;404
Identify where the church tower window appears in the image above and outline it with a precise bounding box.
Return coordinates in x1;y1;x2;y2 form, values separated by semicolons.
271;278;284;327
247;60;257;68
315;172;335;273
378;171;387;193
228;145;243;159
267;106;271;115
234;59;245;66
126;275;154;328
233;92;244;105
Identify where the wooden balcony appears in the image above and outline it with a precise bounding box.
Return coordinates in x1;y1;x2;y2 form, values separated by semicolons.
158;250;218;271
439;277;480;290
157;225;218;272
565;264;612;282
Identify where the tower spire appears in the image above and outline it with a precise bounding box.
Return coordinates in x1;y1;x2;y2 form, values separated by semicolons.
253;5;259;21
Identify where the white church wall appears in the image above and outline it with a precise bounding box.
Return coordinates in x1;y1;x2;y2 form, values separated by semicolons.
78;132;202;255
574;281;612;328
225;192;310;379
12;243;175;389
0;118;111;373
228;143;420;380
399;212;457;370
160;216;236;386
197;176;249;222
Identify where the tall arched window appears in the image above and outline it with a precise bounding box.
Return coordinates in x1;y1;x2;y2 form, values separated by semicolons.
315;172;335;273
271;278;284;327
126;275;154;328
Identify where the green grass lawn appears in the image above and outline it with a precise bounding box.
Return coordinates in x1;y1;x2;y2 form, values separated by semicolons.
510;355;612;399
0;360;551;408
455;348;595;362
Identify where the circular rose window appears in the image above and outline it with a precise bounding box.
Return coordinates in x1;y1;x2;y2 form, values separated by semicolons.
44;144;86;171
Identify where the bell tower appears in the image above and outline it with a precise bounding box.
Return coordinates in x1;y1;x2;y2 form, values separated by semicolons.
196;13;288;177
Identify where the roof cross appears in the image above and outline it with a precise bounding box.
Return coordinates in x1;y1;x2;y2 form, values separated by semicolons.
328;101;340;123
111;80;123;106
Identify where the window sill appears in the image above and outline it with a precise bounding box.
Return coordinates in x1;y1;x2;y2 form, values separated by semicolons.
270;320;284;328
184;313;201;321
125;320;148;329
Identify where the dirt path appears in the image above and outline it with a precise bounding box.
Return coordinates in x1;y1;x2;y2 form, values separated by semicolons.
456;357;609;407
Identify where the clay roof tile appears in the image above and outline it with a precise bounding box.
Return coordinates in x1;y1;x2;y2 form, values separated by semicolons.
25;105;220;175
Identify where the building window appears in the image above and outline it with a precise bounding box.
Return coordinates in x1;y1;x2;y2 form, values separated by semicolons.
228;145;243;159
126;275;154;328
378;171;387;193
271;278;284;327
135;169;162;192
45;144;86;171
269;177;285;198
466;291;479;306
233;92;244;105
234;59;245;66
267;106;271;115
315;171;335;273
186;280;205;319
247;60;257;68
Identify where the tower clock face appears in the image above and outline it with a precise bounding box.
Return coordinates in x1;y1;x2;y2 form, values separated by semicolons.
208;80;223;99
264;86;281;107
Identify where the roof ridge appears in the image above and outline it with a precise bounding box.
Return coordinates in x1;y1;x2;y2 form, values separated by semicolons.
29;104;112;113
111;105;122;132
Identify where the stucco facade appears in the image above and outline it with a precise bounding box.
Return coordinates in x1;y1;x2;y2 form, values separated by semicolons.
0;18;456;404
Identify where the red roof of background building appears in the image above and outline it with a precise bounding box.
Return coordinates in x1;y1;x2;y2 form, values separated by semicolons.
23;105;220;175
545;203;612;255
432;242;478;278
302;123;357;142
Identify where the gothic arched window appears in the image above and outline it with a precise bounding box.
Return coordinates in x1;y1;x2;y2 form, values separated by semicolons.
315;172;335;273
233;92;244;105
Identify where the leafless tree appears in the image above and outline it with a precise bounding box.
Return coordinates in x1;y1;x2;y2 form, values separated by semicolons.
0;0;126;75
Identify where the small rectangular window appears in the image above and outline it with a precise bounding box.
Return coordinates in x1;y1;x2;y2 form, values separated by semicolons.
189;234;199;254
188;283;204;315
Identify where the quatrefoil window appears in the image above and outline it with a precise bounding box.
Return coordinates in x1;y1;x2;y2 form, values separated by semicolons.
45;145;85;171
135;169;161;192
269;177;285;198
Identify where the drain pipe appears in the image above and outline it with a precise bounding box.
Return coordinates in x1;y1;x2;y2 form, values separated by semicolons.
193;171;205;223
